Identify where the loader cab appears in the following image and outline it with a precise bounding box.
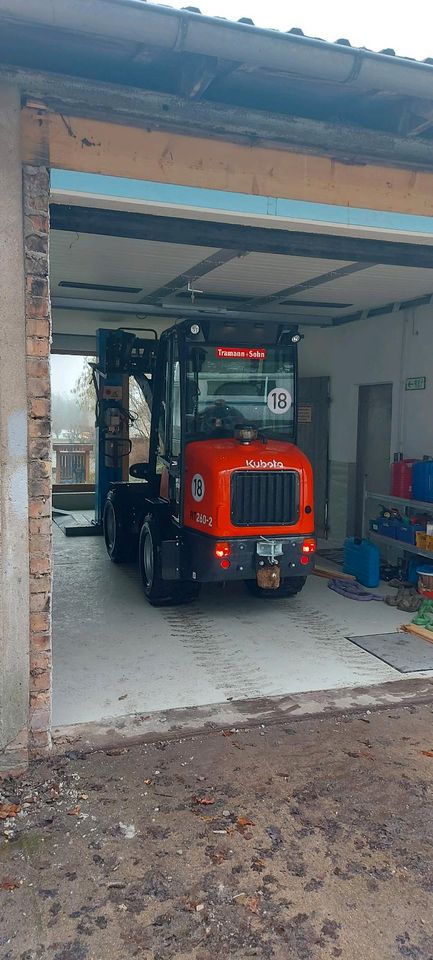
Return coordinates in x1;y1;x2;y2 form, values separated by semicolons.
148;318;300;518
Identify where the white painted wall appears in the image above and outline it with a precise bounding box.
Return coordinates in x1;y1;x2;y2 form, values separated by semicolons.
299;304;433;537
300;304;433;465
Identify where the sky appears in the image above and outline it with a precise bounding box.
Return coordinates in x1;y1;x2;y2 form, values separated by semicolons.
165;0;433;61
51;354;86;395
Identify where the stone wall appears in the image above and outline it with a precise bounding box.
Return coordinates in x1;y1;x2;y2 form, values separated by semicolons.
23;165;53;757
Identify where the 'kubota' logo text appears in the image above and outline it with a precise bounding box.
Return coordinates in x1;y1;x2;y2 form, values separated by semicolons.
245;459;284;469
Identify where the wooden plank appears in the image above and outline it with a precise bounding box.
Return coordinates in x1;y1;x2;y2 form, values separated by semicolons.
6;64;433;172
314;563;356;581
402;623;433;645
50;205;433;270
21;106;433;217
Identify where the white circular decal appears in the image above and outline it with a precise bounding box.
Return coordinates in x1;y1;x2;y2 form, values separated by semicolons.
267;387;292;415
191;473;205;502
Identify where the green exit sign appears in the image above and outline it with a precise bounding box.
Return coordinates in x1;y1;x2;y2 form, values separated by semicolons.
406;376;426;391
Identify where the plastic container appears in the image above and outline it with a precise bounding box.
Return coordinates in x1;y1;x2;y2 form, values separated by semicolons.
370;517;399;538
416;532;433;553
417;565;433;599
343;537;380;588
412;460;433;503
396;523;424;545
391;458;417;499
407;559;421;585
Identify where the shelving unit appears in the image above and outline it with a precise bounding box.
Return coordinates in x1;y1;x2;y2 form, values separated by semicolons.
364;490;433;562
365;492;433;514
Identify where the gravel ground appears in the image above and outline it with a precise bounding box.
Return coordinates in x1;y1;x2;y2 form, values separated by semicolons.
2;704;433;959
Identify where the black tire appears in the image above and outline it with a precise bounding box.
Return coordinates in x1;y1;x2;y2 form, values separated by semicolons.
244;575;307;599
172;581;202;604
139;518;170;605
139;518;201;606
103;495;134;563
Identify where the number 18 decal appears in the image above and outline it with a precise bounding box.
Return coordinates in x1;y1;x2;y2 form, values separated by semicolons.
267;387;292;415
191;473;205;502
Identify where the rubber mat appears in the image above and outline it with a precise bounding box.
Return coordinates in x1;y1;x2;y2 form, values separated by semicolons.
347;631;433;673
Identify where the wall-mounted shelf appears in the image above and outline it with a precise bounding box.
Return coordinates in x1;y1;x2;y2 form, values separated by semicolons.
369;531;433;561
364;490;433;563
365;491;433;514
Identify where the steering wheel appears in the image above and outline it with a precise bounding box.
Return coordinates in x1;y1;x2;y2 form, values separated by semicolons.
199;400;245;432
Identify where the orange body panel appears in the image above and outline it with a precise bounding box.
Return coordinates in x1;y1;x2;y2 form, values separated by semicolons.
183;438;314;538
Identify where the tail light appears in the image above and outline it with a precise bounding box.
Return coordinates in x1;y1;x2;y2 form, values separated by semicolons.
302;538;316;554
215;542;231;558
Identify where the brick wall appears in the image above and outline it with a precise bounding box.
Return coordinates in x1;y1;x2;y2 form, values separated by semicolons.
23;165;53;756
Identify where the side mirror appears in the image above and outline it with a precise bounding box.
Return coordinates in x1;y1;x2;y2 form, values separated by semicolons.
129;461;149;480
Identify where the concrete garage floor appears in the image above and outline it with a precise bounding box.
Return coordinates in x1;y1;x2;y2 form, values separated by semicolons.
2;704;433;959
52;524;433;730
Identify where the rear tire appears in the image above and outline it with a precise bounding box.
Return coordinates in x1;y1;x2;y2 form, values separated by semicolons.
139;519;170;605
103;495;134;563
244;575;307;599
139;518;201;606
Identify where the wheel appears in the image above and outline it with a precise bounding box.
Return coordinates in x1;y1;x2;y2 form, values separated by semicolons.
139;518;201;606
244;575;307;599
139;519;170;604
103;494;134;563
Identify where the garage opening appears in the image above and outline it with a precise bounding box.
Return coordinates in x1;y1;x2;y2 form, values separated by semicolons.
49;183;433;734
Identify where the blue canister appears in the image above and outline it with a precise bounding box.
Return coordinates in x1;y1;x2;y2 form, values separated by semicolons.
412;460;433;503
343;538;380;588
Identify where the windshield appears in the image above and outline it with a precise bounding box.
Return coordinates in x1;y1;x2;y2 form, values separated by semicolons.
186;344;296;440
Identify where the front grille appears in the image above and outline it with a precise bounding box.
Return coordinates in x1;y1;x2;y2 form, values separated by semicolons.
231;471;299;526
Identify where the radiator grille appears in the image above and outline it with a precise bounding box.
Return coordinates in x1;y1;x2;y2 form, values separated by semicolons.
230;471;299;526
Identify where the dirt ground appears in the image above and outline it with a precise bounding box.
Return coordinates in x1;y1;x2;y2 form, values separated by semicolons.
2;704;433;960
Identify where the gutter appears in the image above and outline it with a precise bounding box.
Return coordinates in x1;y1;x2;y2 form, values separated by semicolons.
1;0;433;101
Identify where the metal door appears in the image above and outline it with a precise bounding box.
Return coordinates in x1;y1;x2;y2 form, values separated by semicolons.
297;377;330;538
355;383;392;535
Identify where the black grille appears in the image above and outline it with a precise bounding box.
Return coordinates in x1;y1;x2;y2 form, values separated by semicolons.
231;471;299;526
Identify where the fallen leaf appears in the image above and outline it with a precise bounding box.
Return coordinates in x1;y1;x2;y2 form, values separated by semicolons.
421;750;433;758
200;815;216;823
185;899;205;912
0;877;20;891
79;793;88;801
251;859;266;871
118;694;128;700
247;895;260;913
237;816;254;828
106;748;129;757
0;803;20;820
208;850;227;864
193;796;215;806
222;730;234;737
143;779;153;786
67;805;81;817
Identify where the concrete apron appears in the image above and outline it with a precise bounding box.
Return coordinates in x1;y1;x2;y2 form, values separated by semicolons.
52;675;433;755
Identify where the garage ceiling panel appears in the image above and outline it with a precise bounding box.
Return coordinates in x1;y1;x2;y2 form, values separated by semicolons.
50;231;219;301
198;254;351;298
299;265;433;313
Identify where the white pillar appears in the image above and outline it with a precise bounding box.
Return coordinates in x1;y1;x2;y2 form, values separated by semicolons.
0;83;30;773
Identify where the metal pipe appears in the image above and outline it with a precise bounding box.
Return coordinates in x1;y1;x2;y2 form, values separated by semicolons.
2;0;433;101
52;296;330;326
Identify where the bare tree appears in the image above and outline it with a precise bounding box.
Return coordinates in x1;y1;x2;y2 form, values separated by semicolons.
73;358;151;438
